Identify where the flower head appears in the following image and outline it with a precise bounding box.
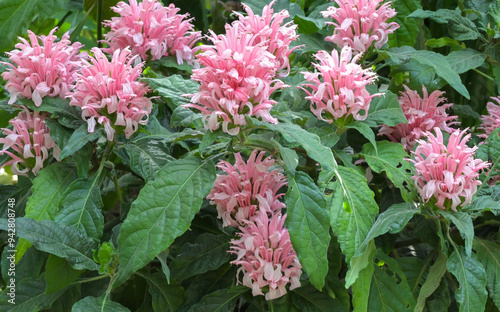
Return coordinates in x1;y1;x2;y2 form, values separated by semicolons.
103;0;201;64
1;28;84;107
479;96;500;138
68;48;152;141
411;128;489;211
322;0;399;54
230;211;302;300
183;24;286;135
379;85;458;151
207;149;287;227
0;107;60;176
234;1;299;77
301;46;379;123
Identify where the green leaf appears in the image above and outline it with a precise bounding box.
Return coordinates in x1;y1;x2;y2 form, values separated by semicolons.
147;75;199;106
0;177;31;218
285;171;331;290
388;0;421;47
156;251;171;283
171;106;202;128
415;252;448;312
124;139;176;181
273;140;298;175
447;247;488;312
72;295;131;312
45;254;83;294
361;141;416;201
60;124;102;160
351;241;376;311
346;121;377;154
55;177;104;242
438;211;474;257
477;128;500;162
473;239;500;310
114;157;216;287
387;47;470;99
293;14;323;34
0;218;98;270
425;37;465;49
446;49;486;74
140;272;185;312
150;56;193;72
291;284;349;312
364;90;407;127
186;286;248;312
171;233;230;281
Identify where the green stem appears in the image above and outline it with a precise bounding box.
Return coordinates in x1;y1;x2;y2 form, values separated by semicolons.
97;0;103;48
73;274;110;285
102;274;115;306
473;68;496;82
269;299;275;312
113;174;123;203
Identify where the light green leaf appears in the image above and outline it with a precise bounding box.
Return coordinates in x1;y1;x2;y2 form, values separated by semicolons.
285;171;331;290
364;90;407;127
351;241;376;311
147;75;199;106
438;211;474;256
171;106;202;128
150;56;193;72
446;49;486;74
140;272;185;312
60;124;102;160
124;139;176;181
473;239;500;309
72;295;131;312
415;252;448;312
45;255;83;294
347;240;376;289
272;139;298;175
114;157;216;287
186;286;248;312
388;0;421;47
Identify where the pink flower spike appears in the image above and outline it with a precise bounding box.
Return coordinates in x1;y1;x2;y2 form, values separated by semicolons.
103;0;201;64
301;46;379;123
207;149;287;227
479;96;500;138
68;48;152;141
0;107;60;176
322;0;399;54
1;28;84;107
230;211;302;300
379;85;458;151
410;128;489;211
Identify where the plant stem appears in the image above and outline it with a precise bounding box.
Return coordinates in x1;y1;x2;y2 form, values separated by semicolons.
473;68;496;82
73;274;110;284
97;0;103;48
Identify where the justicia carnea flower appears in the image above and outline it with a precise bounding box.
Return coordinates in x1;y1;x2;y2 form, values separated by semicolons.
68;48;152;141
0;107;60;176
183;24;286;135
233;1;299;77
379;85;458;151
207;149;287;228
479;96;500;138
411;128;489;211
301;46;379;123
322;0;399;54
103;0;201;64
230;211;302;300
1;28;84;107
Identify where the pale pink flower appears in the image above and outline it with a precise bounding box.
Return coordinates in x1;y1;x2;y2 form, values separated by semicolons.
230;211;302;300
322;0;399;54
183;24;286;135
207;149;287;228
68;48;152;141
234;1;299;77
0;107;60;176
1;28;84;107
411;128;489;211
301;46;379;123
103;0;201;64
379;85;458;151
479;96;500;138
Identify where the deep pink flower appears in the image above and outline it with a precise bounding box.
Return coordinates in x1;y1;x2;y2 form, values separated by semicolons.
207;149;287;227
322;0;399;54
411;128;489;211
183;24;286;135
68;48;152;141
103;0;201;64
230;211;302;300
301;46;379;123
479;96;500;138
379;85;458;151
1;28;84;107
0;107;60;176
234;1;299;77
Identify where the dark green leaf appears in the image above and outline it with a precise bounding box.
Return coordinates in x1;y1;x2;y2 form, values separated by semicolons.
171;106;202;128
352;244;376;310
147;75;199;106
446;49;486;74
273;140;299;175
140;272;185;312
186;286;248;312
45;254;83;294
364;90;407;127
291;284;348;312
346;121;377;154
438;211;474;256
473;239;500;310
150;56;193;72
415;252;448;312
124;139;176;181
72;295;131;312
60;124;102;160
388;0;421;47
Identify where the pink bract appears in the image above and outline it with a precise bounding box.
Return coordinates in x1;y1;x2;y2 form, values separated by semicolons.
479;96;500;138
322;0;399;54
301;46;379;123
0;107;60;176
68;48;152;141
230;211;302;300
379;85;458;151
1;28;84;107
207;149;287;228
183;24;286;135
103;0;201;64
411;128;489;211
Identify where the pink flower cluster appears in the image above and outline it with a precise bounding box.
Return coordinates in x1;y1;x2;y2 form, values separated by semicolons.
0;107;60;176
411;128;489;211
379;85;458;151
301;46;379;123
103;0;201;64
207;150;301;299
322;0;399;54
479;96;500;138
185;2;299;135
1;28;84;107
68;48;152;141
